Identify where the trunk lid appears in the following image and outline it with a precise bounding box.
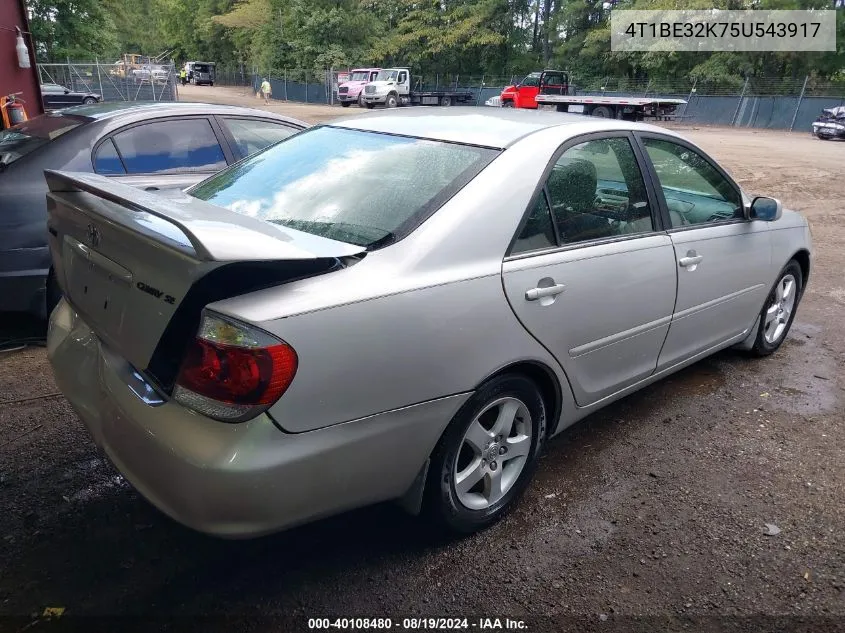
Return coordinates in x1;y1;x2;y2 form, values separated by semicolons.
46;170;364;387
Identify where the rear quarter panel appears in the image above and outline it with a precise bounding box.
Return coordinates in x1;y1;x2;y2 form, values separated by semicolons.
239;272;561;433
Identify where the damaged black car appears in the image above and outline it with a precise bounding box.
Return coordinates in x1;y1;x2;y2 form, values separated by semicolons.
812;105;845;140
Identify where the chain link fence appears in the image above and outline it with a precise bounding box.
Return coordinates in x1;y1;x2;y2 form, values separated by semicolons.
37;62;178;103
208;66;845;133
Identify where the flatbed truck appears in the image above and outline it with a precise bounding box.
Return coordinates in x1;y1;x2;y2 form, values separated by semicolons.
498;70;686;120
361;68;474;108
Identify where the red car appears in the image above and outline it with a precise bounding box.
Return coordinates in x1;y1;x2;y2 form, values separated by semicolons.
500;70;569;109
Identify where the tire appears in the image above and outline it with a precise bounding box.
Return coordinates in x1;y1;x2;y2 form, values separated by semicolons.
365;102;375;109
82;97;97;105
502;100;514;108
341;101;351;108
750;260;803;357
591;105;612;118
210;82;214;87
386;93;398;108
440;96;452;107
424;373;547;534
358;93;366;107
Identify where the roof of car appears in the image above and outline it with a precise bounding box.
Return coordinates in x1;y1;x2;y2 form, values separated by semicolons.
54;101;298;123
328;107;668;149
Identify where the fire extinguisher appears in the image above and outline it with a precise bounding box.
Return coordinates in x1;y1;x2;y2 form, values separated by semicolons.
1;93;28;129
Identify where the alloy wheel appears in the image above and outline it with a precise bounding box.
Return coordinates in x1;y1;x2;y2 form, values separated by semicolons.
764;273;797;344
453;397;532;510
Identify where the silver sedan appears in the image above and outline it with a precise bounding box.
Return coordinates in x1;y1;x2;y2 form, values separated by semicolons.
45;109;812;537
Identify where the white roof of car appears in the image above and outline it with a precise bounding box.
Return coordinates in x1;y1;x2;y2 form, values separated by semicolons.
330;107;677;149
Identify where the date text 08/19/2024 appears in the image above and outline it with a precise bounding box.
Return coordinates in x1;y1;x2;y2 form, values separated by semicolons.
307;618;529;630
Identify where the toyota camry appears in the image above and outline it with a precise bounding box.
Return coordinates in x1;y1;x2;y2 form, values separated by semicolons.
45;108;812;537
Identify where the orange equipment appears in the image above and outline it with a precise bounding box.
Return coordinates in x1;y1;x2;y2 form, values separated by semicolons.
0;93;28;129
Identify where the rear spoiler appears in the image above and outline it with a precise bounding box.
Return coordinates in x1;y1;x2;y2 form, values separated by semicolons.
45;170;366;262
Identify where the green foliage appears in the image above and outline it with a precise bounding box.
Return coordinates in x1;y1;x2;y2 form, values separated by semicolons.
28;0;119;61
24;0;845;85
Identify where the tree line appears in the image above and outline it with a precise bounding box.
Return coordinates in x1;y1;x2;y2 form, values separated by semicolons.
26;0;845;87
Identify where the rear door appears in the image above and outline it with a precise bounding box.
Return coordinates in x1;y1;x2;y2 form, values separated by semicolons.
91;117;233;190
502;132;678;406
635;133;771;369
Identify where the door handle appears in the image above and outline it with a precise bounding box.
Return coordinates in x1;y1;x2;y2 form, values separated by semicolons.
678;253;704;268
526;284;566;301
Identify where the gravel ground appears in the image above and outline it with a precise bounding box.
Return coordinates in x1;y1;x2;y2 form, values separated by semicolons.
0;87;843;632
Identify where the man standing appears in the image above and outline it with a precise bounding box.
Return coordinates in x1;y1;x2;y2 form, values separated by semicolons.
179;67;188;86
260;78;272;104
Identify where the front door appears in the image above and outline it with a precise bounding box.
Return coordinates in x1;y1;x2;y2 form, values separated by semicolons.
636;134;772;369
397;70;410;96
502;133;678;406
516;74;540;108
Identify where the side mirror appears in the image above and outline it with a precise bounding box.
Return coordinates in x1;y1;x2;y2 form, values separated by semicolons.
750;196;782;222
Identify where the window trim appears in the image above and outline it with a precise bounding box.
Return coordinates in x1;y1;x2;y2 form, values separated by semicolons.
213;115;304;161
506;130;665;260
90;115;235;176
632;131;748;233
92;137;127;175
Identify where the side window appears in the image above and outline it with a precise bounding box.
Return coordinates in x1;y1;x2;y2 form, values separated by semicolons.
93;138;126;175
222;118;298;159
521;75;540;87
513;192;556;254
111;118;226;175
642;138;743;227
546;137;654;245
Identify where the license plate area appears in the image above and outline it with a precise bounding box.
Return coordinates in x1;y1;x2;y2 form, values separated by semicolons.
63;235;132;339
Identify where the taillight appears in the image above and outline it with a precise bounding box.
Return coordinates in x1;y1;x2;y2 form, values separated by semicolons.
173;312;297;422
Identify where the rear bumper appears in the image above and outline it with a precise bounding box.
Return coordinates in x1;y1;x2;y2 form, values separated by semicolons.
48;300;467;538
0;246;49;315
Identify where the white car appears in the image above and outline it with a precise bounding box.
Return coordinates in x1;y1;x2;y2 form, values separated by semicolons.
133;65;170;83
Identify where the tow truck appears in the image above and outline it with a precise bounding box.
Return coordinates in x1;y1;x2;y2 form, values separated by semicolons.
498;70;686;120
361;68;474;108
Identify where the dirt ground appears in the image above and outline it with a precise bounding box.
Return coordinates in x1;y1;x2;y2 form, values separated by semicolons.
0;84;843;632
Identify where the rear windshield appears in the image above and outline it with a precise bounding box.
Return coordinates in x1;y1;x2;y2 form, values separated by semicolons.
189;126;499;248
194;64;211;73
0;113;83;167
